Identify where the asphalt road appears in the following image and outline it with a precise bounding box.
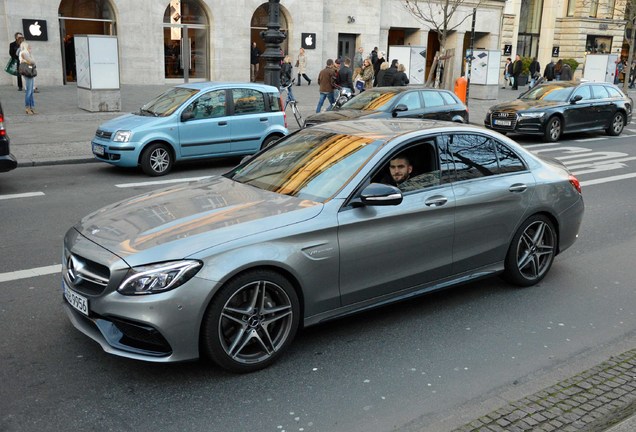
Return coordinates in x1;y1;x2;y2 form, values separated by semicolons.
2;129;636;432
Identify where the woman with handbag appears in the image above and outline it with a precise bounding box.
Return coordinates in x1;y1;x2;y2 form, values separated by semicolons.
296;48;311;86
18;41;36;114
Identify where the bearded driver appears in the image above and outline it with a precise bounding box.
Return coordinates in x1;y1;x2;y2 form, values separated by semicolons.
389;156;413;186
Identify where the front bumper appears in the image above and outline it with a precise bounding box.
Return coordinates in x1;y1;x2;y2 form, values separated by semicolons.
91;138;142;168
0;153;17;172
485;112;546;136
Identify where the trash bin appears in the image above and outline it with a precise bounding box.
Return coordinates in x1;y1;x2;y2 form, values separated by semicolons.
454;76;467;104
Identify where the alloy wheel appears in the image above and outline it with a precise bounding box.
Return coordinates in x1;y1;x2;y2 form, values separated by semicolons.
612;114;624;134
150;148;170;173
548;118;561;141
515;220;555;281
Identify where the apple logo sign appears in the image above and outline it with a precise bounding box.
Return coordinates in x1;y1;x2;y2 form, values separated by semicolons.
29;21;42;37
22;19;48;41
301;33;316;50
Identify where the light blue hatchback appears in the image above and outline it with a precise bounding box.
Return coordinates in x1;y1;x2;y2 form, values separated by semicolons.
91;82;288;175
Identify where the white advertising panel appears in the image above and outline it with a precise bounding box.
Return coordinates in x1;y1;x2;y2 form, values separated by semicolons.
388;45;427;85
75;36;90;89
75;35;120;90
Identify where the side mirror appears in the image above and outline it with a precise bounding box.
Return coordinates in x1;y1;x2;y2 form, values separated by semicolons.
570;95;583;104
392;104;408;118
355;183;403;207
181;110;195;121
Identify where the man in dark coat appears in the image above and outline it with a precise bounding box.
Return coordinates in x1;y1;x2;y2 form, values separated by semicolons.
382;59;399;86
511;54;522;90
9;32;23;91
543;60;555;81
529;57;540;87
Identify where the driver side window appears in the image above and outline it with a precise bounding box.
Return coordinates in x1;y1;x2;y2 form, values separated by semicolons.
572;86;592;101
371;140;441;193
185;90;227;120
397;92;423;110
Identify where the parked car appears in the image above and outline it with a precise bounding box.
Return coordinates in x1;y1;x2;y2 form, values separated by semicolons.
63;119;583;373
0;102;17;173
91;82;288;176
485;81;632;142
304;86;469;127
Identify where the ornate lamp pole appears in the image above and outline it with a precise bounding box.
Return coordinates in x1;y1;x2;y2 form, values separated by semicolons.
260;0;287;88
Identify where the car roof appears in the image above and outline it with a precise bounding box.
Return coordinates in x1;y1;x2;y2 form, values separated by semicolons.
176;81;279;92
307;118;479;141
365;86;453;93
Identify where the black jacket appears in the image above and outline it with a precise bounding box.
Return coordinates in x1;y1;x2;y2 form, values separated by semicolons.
250;46;260;65
280;63;293;86
529;60;541;78
543;62;555;80
338;65;353;89
9;40;20;60
382;66;398;86
512;59;523;77
392;71;409;86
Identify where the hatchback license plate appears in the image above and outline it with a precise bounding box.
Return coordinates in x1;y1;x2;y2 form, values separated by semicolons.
92;143;105;156
64;285;89;316
494;119;512;126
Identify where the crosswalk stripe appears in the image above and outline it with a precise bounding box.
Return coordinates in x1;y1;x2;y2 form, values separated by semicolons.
115;176;212;188
0;264;62;283
581;172;636;187
0;191;45;200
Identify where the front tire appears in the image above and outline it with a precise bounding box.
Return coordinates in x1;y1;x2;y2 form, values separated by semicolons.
503;215;557;287
201;270;300;373
543;116;562;142
141;143;173;176
606;112;625;136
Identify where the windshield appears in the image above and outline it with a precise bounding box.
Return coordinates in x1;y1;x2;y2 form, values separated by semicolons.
227;130;383;202
139;87;199;116
520;84;574;102
340;90;399;111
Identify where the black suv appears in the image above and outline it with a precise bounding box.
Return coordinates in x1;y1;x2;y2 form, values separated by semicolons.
485;81;632;142
304;86;469;127
0;102;17;172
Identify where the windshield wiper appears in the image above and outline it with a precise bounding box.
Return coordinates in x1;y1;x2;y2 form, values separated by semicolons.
139;108;159;117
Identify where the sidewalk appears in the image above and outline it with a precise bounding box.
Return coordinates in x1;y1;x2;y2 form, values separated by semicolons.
0;82;513;167
3;81;636;431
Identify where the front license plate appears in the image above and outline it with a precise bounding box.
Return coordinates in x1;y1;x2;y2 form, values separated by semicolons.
92;143;105;156
64;285;89;316
494;119;512;126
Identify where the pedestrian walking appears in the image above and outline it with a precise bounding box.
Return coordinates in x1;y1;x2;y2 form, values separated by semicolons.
560;62;573;81
18;41;36;114
296;48;311;85
9;32;23;91
374;51;386;84
375;62;389;87
502;57;512;88
315;59;337;113
511;54;522;90
280;55;295;101
392;64;410;86
543;60;555;81
250;42;261;82
338;57;354;92
529;57;540;88
353;47;364;76
382;59;399;86
554;59;563;81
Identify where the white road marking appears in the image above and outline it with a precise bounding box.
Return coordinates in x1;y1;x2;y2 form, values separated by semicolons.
0;264;62;283
115;176;212;188
0;191;45;200
524;143;559;150
575;137;605;142
581;172;636;187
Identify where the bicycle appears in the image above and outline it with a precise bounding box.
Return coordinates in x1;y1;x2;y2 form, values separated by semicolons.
281;79;305;128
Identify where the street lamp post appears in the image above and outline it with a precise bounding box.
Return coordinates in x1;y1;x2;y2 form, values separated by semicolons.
260;0;286;88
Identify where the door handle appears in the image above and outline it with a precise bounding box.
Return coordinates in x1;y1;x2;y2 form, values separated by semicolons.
218;121;227;126
424;195;448;207
509;183;527;193
260;117;268;122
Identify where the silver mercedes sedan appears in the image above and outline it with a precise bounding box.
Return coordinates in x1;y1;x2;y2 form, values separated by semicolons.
62;119;584;373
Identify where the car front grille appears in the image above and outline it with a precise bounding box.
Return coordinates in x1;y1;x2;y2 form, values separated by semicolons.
95;129;112;140
108;317;173;355
64;253;110;296
490;111;518;130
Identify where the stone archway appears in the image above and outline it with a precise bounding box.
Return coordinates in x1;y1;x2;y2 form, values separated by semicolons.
250;3;290;82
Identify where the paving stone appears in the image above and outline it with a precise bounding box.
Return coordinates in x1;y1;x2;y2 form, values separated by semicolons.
495;418;510;427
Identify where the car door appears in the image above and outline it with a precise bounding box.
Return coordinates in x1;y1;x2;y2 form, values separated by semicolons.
421;90;449;120
442;133;536;274
391;90;425;119
564;85;595;131
590;84;614;128
178;89;232;157
229;88;271;154
337;138;456;306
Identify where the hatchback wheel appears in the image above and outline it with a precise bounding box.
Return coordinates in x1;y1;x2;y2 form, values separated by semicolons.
141;143;173;176
261;134;282;150
606;112;625;136
201;270;300;373
503;215;557;287
543;117;562;142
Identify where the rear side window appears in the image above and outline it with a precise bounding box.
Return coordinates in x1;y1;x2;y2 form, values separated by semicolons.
268;92;282;111
232;89;266;115
422;91;445;107
440;92;459;105
591;85;610;99
495;143;526;174
606;86;622;98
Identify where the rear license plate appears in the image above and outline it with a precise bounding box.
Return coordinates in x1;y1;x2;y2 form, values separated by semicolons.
64;285;89;316
494;119;512;126
92;143;105;156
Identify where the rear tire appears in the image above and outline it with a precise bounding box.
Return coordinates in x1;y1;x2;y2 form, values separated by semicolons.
260;135;282;150
201;269;300;373
141;143;173;176
503;215;557;287
606;112;625;136
543;117;562;142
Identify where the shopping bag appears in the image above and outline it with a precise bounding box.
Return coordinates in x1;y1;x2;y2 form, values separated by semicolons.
4;58;18;76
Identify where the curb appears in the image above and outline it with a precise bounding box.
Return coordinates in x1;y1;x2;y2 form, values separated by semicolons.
16;157;97;168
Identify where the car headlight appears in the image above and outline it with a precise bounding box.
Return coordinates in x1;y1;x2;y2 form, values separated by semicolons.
518;112;545;119
118;260;203;295
113;130;133;142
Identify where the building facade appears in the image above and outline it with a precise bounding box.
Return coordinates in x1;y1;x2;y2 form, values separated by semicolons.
501;0;627;78
1;0;506;88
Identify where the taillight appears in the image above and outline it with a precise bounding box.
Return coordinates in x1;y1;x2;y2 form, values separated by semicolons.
569;174;581;194
0;114;5;136
280;95;287;128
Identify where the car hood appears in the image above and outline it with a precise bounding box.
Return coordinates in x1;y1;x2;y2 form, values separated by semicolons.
74;176;323;266
98;113;164;132
490;99;564;111
306;109;382;123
